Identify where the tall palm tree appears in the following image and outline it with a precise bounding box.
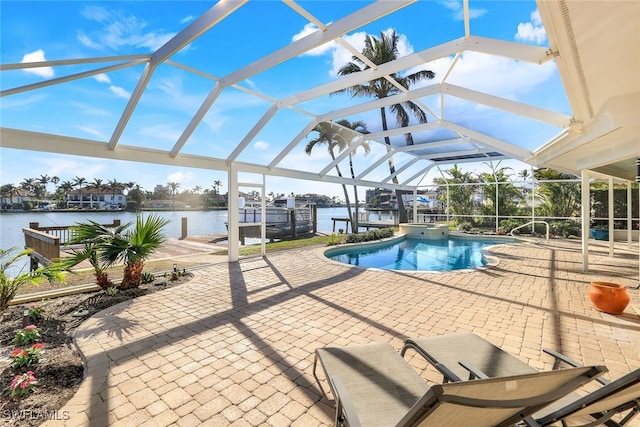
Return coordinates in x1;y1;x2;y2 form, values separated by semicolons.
305;121;355;230
73;176;87;208
38;174;50;198
213;180;222;195
57;180;74;207
334;30;436;223
107;179;122;208
88;178;105;208
167;182;180;208
336;119;370;231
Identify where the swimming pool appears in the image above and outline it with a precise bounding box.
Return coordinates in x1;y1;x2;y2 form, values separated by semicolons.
325;235;515;271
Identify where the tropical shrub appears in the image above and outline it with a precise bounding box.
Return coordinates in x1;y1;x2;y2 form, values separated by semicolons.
59;214;169;290
0;248;65;312
498;219;524;234
345;228;393;243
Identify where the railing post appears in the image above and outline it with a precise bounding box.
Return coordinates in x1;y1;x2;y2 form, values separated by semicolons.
181;217;188;239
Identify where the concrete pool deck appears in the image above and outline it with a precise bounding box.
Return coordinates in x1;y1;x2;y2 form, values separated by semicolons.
43;238;640;426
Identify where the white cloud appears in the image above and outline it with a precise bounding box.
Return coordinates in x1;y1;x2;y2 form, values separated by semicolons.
109;85;131;98
139;124;182;141
292;23;336;56
515;9;547;45
441;1;487;21
80;5;176;52
77;32;101;49
21;50;54;78
180;15;195;25
94;73;111;84
167;171;195;184
254;141;269;150
76;126;109;141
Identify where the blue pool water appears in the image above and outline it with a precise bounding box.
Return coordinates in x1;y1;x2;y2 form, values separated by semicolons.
326;236;514;271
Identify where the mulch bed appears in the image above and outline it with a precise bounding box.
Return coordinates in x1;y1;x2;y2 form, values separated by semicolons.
0;274;192;426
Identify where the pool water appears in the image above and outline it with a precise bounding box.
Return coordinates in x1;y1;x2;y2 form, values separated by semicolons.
326;236;514;271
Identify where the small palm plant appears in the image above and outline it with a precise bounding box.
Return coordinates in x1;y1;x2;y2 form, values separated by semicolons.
0;248;64;312
106;214;169;289
61;214;169;290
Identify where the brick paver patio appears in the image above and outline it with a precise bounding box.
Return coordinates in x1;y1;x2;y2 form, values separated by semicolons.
44;238;640;426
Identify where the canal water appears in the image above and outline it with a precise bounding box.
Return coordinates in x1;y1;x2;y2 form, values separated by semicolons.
1;207;352;254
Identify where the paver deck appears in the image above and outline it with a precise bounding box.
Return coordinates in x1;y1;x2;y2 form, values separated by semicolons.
43;238;640;426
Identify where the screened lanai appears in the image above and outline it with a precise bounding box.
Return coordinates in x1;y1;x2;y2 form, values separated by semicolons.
1;0;639;268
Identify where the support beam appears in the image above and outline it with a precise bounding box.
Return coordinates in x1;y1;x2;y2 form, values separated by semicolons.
228;164;240;262
581;170;590;272
608;176;614;257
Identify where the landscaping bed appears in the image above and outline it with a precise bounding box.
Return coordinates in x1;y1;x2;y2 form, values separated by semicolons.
0;273;192;426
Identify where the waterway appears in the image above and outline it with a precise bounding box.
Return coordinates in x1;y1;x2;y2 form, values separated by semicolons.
0;207;356;253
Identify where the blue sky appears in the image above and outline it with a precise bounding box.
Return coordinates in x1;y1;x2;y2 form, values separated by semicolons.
0;1;568;199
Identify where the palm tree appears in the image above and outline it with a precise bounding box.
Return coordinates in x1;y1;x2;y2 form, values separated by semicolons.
1;184;19;209
336;119;370;231
61;214;169;290
433;164;478;224
533;168;580;218
72;176;87;208
334;30;436;223
213;180;222;195
57;180;74;207
107;179;122;208
478;161;520;225
305;121;354;229
88;178;105;208
167;182;180;208
38;174;50;197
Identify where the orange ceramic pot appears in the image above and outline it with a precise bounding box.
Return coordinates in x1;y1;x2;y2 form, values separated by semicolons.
588;281;631;315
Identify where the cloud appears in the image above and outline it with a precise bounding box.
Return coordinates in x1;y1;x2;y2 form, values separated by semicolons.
515;9;547;44
180;15;194;25
254;141;269;150
80;5;176;52
433;51;556;98
94;73;111;84
441;1;487;21
292;23;336;56
167;172;189;184
76;126;109;141
296;27;415;78
77;32;101;49
93;73;129;99
21;50;54;78
109;85;131;98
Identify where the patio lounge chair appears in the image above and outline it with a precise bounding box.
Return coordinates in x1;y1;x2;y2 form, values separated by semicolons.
313;342;606;427
401;333;640;426
401;332;537;383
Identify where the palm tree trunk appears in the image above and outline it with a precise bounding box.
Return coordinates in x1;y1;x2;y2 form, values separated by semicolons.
331;152;353;233
349;154;359;233
121;260;144;289
380;107;408;223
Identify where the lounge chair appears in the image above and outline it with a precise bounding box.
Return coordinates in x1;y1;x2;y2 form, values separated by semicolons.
525;352;640;427
401;333;640;426
401;332;537;383
313;341;606;427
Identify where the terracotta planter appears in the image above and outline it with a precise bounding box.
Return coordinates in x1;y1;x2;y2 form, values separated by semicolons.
588;281;631;315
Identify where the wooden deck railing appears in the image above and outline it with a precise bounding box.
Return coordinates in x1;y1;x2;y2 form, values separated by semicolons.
23;220;121;269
